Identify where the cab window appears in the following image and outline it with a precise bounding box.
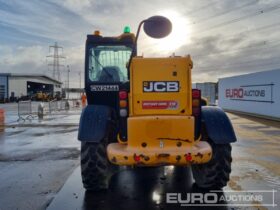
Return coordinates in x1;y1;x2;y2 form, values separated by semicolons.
88;45;132;82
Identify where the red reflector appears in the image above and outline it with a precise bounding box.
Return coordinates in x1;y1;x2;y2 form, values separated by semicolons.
119;91;128;99
134;154;141;162
192;89;201;98
185;153;192;161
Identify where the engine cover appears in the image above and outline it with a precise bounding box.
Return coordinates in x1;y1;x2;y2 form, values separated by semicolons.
130;56;193;116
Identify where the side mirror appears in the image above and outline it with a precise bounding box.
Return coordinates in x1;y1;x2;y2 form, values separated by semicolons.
143;16;172;39
127;15;172;75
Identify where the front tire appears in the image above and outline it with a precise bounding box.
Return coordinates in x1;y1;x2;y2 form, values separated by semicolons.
192;140;232;189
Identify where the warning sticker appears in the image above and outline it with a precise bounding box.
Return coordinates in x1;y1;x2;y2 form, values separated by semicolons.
142;101;179;110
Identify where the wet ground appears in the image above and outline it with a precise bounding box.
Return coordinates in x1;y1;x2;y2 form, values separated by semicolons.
0;103;279;210
0;103;81;210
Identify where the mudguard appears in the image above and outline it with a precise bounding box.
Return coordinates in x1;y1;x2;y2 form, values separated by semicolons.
78;105;112;142
202;106;237;144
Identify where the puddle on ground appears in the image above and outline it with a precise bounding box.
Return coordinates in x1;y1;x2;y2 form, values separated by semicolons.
241;125;270;130
0;148;80;161
258;130;280;136
234;139;265;148
4;130;26;137
31;128;78;137
257;155;280;163
232;161;280;190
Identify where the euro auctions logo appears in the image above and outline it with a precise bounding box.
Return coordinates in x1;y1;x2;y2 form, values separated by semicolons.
224;83;274;103
225;88;265;98
166;190;277;207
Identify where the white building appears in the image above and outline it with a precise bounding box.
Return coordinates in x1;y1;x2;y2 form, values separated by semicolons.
192;82;217;105
0;73;62;101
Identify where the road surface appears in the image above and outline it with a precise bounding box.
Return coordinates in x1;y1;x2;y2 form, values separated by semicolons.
48;112;280;210
0;104;279;210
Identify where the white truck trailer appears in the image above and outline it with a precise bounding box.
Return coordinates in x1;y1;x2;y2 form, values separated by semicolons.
218;69;280;121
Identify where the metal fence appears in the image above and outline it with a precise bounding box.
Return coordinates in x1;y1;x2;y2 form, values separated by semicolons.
17;99;80;121
60;99;68;110
48;99;70;113
69;99;81;108
18;100;34;121
49;99;58;113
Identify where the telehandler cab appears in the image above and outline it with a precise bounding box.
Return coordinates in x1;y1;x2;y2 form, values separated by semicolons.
78;16;236;191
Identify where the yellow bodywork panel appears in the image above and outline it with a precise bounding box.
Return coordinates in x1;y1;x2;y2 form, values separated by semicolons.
129;56;193;116
128;115;195;148
107;115;212;166
107;141;211;166
107;56;212;166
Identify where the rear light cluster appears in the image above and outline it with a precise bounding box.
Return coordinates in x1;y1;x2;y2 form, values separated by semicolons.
192;89;201;116
119;90;128;117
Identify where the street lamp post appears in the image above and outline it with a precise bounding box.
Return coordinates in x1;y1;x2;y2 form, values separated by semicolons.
78;71;81;89
78;71;82;99
67;65;70;99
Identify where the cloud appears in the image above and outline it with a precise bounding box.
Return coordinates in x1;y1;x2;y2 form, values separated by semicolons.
0;44;85;87
0;45;46;69
0;0;91;46
178;32;280;82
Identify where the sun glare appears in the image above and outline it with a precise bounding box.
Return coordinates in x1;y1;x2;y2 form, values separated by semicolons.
151;10;192;54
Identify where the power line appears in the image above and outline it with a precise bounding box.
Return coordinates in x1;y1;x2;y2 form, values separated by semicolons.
192;21;280;43
189;21;280;54
191;0;258;26
197;56;280;71
184;0;221;17
193;3;280;36
195;21;280;42
192;40;280;58
200;55;280;68
196;62;280;75
188;22;280;59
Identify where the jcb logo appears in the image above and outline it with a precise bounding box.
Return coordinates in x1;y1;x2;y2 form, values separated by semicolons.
143;81;179;92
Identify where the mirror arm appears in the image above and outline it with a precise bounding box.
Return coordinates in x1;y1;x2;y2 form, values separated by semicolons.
127;19;146;79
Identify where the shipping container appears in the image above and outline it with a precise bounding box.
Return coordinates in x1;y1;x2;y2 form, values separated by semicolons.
218;69;280;121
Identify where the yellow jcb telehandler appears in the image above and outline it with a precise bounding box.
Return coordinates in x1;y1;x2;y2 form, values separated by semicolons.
78;16;236;191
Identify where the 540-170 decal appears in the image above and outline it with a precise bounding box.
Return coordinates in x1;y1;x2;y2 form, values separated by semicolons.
142;101;179;110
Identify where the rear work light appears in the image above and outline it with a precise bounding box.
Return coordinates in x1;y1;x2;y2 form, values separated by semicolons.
120;109;128;117
192;89;201;117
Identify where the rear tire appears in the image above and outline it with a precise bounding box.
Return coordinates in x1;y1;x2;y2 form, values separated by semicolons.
192;130;232;189
80;120;117;191
81;141;110;191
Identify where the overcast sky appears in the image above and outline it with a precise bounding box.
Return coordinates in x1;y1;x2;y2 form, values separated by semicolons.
0;0;280;87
